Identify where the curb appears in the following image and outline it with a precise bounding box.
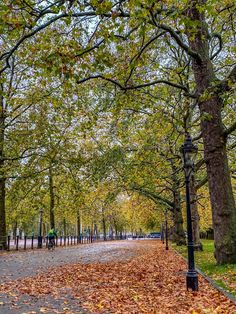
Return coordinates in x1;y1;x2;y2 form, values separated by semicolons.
173;247;236;302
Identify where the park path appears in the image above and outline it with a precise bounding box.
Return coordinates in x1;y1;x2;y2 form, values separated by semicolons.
0;240;139;283
0;240;236;314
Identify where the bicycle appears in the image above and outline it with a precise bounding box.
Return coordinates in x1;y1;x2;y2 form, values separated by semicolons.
48;237;55;250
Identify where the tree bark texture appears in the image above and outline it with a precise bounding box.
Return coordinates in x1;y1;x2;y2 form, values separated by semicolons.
187;0;236;263
170;160;186;245
172;189;186;246
190;174;203;251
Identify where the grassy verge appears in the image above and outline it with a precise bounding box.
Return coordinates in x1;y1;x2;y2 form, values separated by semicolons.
172;239;236;297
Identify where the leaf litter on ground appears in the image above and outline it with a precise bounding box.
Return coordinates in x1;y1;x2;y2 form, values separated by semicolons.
0;240;235;314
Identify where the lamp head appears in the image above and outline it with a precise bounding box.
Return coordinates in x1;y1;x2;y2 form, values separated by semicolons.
180;133;198;174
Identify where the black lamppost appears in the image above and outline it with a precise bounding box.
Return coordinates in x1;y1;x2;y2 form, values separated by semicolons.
180;133;198;291
38;208;43;249
164;209;169;250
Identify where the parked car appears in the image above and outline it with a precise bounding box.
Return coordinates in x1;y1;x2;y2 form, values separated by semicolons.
147;232;161;239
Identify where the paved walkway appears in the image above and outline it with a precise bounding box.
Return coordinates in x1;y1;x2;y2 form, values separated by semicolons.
0;240;137;282
0;240;143;314
0;240;235;314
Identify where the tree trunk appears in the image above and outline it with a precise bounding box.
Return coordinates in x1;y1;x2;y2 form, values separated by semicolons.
170;160;186;245
49;165;55;229
113;218;118;239
94;223;98;240
172;194;186;246
187;1;236;263
0;86;6;250
102;208;107;241
109;225;114;240
63;218;66;236
190;174;203;251
77;211;81;242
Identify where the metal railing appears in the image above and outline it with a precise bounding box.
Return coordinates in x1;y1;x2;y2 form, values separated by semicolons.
0;234;127;252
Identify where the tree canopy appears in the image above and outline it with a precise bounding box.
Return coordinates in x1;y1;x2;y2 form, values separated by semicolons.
0;0;235;264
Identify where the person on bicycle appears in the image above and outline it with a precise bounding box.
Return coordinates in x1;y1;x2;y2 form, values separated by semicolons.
48;228;57;248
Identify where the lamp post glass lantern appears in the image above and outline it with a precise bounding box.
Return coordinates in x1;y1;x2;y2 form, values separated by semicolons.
180;133;198;291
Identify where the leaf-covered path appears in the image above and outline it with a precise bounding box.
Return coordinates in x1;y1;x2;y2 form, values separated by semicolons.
0;240;235;314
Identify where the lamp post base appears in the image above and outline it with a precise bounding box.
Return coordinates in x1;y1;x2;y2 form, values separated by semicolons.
186;271;198;291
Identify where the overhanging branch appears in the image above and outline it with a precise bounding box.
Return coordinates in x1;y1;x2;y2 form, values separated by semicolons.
76;74;191;94
130;184;174;208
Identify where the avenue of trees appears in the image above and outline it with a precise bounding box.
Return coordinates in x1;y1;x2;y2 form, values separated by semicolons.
0;0;235;264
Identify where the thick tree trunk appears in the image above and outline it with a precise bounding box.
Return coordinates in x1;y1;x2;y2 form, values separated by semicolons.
190;175;203;251
170;160;186;245
200;101;236;263
187;1;236;263
0;87;6;250
172;191;186;246
49;165;55;229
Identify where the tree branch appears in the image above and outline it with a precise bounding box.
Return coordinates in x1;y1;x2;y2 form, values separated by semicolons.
75;39;105;58
196;176;208;190
210;33;223;60
0;10;129;74
158;24;202;63
131;184;174;208
224;121;236;138
76;74;191;94
219;64;236;92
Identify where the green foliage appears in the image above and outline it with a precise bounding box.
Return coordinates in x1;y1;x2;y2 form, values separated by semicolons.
0;0;235;253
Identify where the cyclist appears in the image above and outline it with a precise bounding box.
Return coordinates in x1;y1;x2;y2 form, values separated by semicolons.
48;228;57;250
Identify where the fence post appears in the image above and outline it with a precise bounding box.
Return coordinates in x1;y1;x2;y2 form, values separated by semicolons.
56;236;58;247
24;236;27;250
7;235;10;251
46;236;48;248
16;236;19;251
64;236;66;246
67;236;69;246
70;236;73;245
60;236;62;246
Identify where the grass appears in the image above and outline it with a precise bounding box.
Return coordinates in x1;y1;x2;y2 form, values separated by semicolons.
172;239;236;297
